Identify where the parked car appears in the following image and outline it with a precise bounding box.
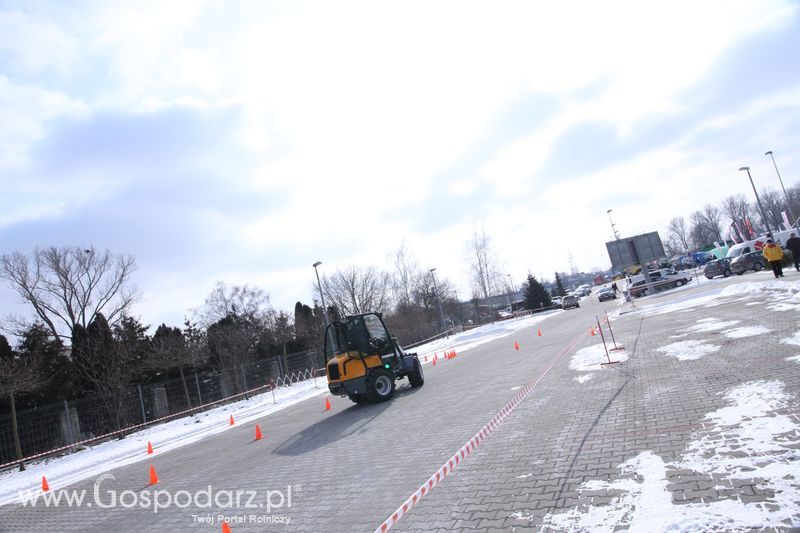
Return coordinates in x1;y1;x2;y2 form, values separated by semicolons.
648;268;691;288
730;248;765;275
597;286;616;302
704;258;732;279
561;294;580;309
551;296;562;306
576;284;592;296
628;269;691;297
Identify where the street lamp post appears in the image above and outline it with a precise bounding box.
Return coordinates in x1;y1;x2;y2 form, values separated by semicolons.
765;150;797;231
429;268;447;336
739;167;773;238
312;261;330;326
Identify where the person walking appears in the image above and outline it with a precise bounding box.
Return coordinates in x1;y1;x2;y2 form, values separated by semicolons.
785;232;800;272
762;239;785;278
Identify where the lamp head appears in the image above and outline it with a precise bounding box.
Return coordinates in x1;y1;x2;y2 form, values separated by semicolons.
738;166;749;172
429;267;436;273
313;261;322;268
765;151;773;156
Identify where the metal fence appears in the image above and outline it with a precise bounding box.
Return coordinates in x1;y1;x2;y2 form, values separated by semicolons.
0;349;325;470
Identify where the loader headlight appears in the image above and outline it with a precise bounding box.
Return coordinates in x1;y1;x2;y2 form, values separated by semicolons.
384;364;391;369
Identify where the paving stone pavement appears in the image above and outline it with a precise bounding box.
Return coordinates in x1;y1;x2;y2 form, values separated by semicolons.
1;272;799;532
393;273;800;532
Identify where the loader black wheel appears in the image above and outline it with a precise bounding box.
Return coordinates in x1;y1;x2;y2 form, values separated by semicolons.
366;369;395;402
347;393;369;405
408;358;424;388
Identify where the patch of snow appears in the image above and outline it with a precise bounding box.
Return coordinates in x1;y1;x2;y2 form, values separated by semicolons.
781;332;800;347
687;319;740;332
511;386;522;390
0;378;327;506
656;340;719;361
542;380;800;531
569;344;628;372
517;473;534;479
722;325;771;338
574;375;594;384
509;511;535;521
767;302;800;312
786;355;800;363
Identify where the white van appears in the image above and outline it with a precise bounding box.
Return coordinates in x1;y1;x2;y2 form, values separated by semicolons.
725;229;795;260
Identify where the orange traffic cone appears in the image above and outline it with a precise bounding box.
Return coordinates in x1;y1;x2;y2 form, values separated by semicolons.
149;465;159;486
514;341;520;350
147;441;153;455
325;398;331;411
229;415;235;426
537;328;542;337
41;476;49;492
255;424;263;441
433;357;437;366
590;327;596;336
222;522;232;533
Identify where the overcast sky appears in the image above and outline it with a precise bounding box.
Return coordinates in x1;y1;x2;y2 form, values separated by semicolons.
2;0;800;332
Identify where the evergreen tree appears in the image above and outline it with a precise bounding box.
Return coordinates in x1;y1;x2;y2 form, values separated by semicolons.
524;275;552;309
554;272;566;297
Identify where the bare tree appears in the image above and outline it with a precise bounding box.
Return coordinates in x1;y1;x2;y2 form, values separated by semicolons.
667;217;691;253
760;187;786;233
390;241;419;306
0;246;138;342
194;282;272;327
466;227;500;301
0;329;49;470
322;265;392;316
689;211;715;249
701;204;725;244
721;194;752;223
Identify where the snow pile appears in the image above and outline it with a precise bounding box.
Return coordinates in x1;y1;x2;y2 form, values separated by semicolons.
574;374;594;384
0;378;326;506
656;340;719;361
723;325;771;338
542;380;800;531
570;344;628;372
719;279;800;298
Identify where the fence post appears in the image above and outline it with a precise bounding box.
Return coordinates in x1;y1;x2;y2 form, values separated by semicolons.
137;384;147;423
194;372;203;406
63;400;74;445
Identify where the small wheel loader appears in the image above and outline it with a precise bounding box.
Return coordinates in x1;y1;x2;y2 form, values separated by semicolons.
324;312;424;404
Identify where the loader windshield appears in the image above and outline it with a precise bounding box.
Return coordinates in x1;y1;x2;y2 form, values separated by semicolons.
324;313;392;359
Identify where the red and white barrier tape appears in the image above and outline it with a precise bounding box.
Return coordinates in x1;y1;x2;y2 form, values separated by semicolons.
375;330;588;532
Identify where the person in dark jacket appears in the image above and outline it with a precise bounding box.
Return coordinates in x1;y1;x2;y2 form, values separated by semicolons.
785;232;800;271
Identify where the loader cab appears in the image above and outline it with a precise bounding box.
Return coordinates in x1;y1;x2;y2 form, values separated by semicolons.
324;312;394;360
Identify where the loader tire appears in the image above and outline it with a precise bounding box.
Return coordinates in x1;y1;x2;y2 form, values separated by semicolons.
348;393;369;405
366;369;395;403
408;358;424;388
